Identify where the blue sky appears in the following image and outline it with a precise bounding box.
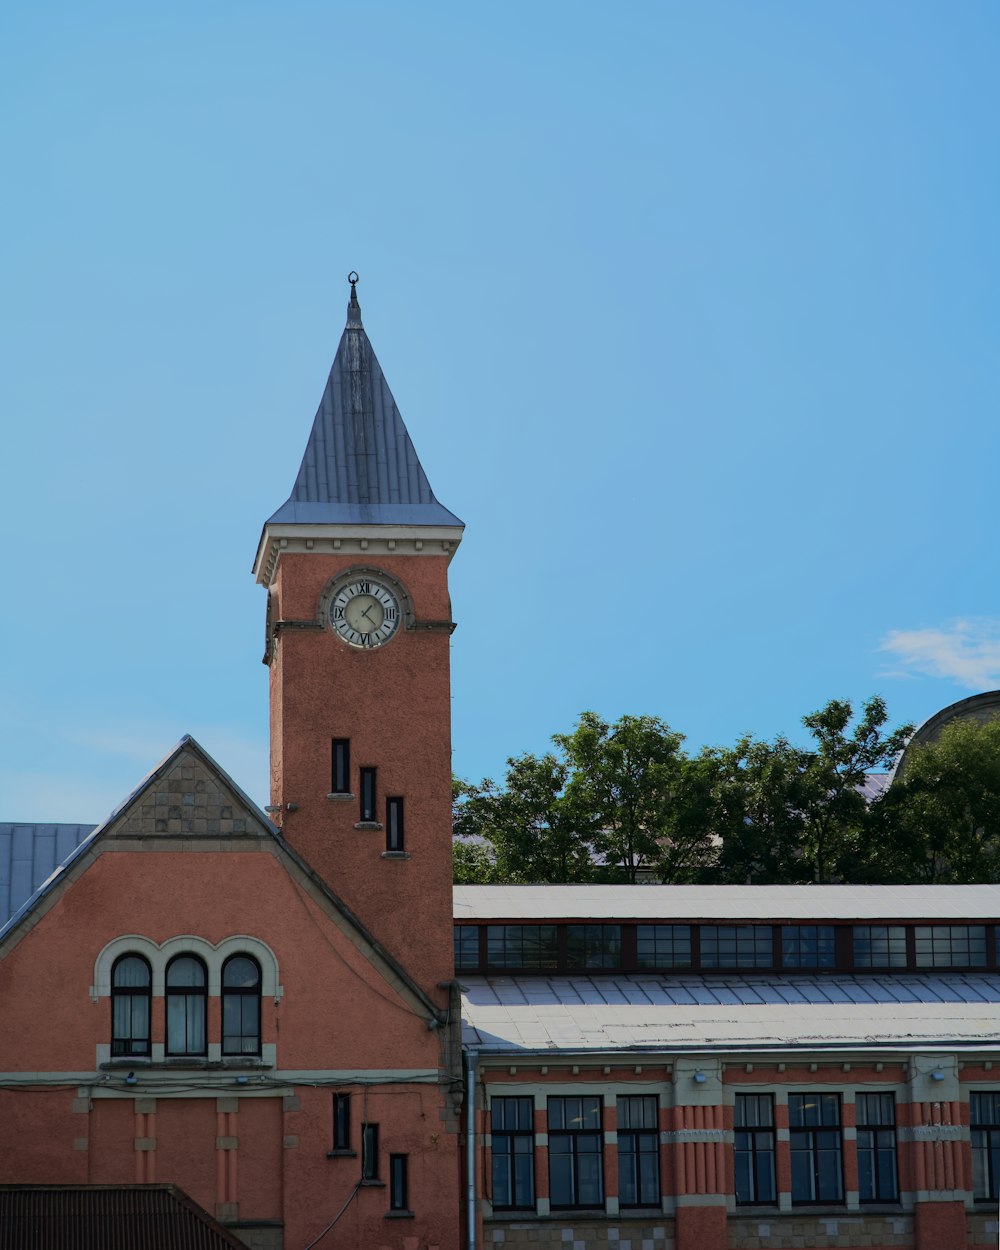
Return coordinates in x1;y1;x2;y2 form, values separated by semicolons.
2;2;999;820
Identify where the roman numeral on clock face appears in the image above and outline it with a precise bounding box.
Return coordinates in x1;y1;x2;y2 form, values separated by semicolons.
329;577;402;649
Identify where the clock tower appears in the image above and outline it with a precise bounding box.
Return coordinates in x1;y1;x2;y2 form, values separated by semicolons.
252;275;463;991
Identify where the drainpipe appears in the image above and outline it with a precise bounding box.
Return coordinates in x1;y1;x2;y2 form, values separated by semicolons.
465;1049;478;1250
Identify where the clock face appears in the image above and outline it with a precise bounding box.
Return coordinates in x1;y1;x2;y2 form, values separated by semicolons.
329;578;400;649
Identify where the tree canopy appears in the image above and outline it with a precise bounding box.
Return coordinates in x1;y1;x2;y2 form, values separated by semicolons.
449;698;1000;886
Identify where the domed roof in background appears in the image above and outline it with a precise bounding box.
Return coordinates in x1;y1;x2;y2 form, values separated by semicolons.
895;690;1000;777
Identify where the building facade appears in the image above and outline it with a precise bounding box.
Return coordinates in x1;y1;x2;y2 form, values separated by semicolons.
1;281;1000;1250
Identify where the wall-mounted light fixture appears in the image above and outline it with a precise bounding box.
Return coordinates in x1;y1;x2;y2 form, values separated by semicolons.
236;1075;249;1085
693;1071;707;1084
931;1070;946;1082
125;1072;137;1086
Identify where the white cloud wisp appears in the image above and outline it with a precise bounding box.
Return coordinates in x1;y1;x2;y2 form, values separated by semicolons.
880;618;1000;691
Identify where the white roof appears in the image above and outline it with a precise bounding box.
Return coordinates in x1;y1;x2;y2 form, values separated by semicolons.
461;972;1000;1053
454;884;1000;922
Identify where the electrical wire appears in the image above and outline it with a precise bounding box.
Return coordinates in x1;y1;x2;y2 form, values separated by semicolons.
299;1179;361;1250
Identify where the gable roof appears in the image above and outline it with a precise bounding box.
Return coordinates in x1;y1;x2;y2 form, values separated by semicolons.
0;1184;248;1249
0;736;445;1024
265;281;463;529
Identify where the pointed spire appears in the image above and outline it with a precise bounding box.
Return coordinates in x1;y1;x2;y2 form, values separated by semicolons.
347;270;362;327
262;275;463;529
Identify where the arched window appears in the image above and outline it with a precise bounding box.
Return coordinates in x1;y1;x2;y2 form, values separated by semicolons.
222;954;261;1055
165;955;207;1056
111;955;151;1056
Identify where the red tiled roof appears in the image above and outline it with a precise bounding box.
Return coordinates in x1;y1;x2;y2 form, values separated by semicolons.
0;1185;250;1250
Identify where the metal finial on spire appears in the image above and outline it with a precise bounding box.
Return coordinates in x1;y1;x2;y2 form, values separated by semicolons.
346;271;362;326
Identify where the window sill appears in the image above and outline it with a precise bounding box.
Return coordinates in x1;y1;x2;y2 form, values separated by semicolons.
381;851;410;860
385;1209;414;1219
327;792;355;802
354;821;383;831
360;1179;385;1188
326;1149;357;1159
101;1058;272;1072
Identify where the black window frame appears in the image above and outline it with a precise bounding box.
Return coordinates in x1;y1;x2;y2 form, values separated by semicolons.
332;1092;352;1153
165;953;208;1057
734;1093;776;1205
362;1122;380;1181
547;1095;604;1210
971;1091;1000;1201
221;953;262;1056
486;925;558;971
856;1092;899;1203
780;925;836;969
454;925;481;971
389;1153;409;1211
616;1095;659;1208
567;924;621;970
111;954;152;1058
852;925;907;969
331;739;351;795
701;925;773;969
386;796;404;852
360;767;377;823
635;924;692;969
491;1096;535;1210
789;1093;844;1205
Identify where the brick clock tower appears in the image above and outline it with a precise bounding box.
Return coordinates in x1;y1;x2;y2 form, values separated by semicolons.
252;274;463;994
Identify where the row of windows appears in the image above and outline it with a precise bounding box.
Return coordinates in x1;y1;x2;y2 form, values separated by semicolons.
330;1095;409;1213
111;953;261;1057
489;1092;1000;1210
456;923;1000;973
331;740;405;851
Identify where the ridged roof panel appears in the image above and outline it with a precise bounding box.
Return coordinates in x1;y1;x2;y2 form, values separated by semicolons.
0;823;96;931
267;285;462;528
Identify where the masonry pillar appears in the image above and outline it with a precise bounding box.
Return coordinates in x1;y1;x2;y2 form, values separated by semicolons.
906;1055;967;1250
670;1060;728;1250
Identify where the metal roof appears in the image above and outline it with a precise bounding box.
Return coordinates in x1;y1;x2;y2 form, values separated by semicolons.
461;971;1000;1053
0;1184;248;1249
0;823;96;931
454;883;1000;921
266;280;463;529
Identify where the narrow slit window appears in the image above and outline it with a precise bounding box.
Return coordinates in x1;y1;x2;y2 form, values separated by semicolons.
333;1093;351;1152
332;739;351;794
360;768;377;822
386;797;405;851
362;1123;379;1180
389;1154;409;1211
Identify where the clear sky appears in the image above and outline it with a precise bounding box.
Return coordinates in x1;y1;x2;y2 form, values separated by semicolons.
2;2;999;821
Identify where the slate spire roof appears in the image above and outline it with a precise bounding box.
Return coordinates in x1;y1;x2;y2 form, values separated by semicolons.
266;274;462;528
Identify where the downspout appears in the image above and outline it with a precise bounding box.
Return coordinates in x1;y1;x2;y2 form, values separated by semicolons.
465;1048;478;1250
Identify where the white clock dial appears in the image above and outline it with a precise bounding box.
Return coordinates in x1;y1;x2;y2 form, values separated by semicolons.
330;578;400;648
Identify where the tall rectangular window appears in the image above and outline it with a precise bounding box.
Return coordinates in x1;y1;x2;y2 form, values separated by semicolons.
331;739;350;794
781;926;836;969
486;925;558;970
857;1093;898;1202
491;1096;535;1210
789;1093;843;1204
567;925;621;969
389;1154;409;1211
332;1093;351;1152
734;1094;776;1204
360;768;377;822
454;925;480;971
914;925;987;968
971;1092;1000;1200
636;925;692;969
362;1123;379;1180
852;926;907;968
386;797;405;851
548;1096;603;1209
617;1095;659;1207
701;925;773;968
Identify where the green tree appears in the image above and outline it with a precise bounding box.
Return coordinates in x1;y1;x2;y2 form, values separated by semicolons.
865;717;1000;883
557;712;716;884
452;753;596;883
